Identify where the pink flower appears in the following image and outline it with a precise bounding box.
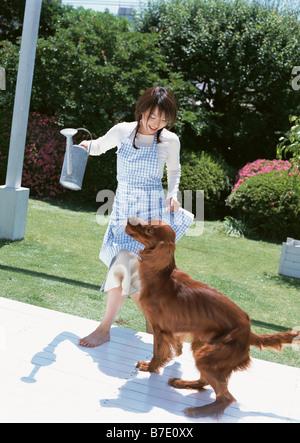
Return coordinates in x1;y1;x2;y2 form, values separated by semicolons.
232;158;298;192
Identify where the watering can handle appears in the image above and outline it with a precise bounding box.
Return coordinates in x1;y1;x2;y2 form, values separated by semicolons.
76;127;93;155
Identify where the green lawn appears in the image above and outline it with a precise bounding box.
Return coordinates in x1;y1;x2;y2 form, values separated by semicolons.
0;198;299;368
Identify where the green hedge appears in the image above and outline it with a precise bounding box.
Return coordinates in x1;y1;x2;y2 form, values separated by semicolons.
83;148;236;215
162;150;235;219
227;170;300;241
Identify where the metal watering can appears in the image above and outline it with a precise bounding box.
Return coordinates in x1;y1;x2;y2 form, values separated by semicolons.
60;127;92;191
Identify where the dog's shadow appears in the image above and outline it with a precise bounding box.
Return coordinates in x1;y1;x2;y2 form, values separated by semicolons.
99;358;216;421
100;360;298;423
20;330;298;423
20;329;211;420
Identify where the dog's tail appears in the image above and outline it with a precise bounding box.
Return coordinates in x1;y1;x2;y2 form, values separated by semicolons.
250;330;299;351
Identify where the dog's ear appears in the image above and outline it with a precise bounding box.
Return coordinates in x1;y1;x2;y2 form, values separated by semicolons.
140;245;176;272
149;240;176;270
157;240;176;252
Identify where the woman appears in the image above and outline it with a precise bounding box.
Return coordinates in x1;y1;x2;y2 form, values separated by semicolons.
79;86;194;347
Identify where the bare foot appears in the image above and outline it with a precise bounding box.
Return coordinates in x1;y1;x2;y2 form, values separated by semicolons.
78;326;110;348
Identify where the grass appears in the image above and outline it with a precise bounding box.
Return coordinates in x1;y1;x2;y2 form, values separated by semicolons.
0;198;300;368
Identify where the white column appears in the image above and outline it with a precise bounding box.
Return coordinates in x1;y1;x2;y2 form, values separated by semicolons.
0;0;42;240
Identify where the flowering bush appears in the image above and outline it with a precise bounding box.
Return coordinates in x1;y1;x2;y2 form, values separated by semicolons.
227;170;300;241
23;113;67;198
232;159;294;192
0;114;10;179
0;112;66;198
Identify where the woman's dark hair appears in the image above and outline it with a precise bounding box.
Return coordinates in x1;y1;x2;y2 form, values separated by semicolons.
133;86;177;149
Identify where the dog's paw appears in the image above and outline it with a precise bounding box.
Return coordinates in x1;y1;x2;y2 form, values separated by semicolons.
136;361;150;371
168;377;182;388
136;361;160;373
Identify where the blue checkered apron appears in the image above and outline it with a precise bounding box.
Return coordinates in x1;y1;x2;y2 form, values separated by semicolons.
99;128;194;268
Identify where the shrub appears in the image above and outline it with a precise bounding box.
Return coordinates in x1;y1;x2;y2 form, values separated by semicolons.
233;158;293;192
162;151;235;219
0;112;67;198
227;170;300;241
277;115;300;163
0;112;11;182
277;115;300;196
23;113;67;198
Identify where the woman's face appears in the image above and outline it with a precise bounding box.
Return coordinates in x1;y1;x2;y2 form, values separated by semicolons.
139;107;168;135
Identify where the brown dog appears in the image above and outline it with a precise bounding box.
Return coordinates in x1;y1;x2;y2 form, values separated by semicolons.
125;216;299;418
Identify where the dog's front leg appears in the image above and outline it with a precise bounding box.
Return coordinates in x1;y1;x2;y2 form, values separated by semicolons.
137;328;173;373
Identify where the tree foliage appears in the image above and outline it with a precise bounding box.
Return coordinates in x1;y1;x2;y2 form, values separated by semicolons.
136;0;300;166
0;4;184;136
0;0;299;203
0;0;73;42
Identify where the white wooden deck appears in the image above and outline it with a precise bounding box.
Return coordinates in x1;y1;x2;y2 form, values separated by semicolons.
0;296;299;424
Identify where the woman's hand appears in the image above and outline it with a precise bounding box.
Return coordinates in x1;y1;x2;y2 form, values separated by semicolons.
167;198;180;212
79;140;90;151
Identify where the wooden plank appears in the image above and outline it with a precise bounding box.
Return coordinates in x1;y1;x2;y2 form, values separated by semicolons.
0;297;300;423
285;250;300;262
278;239;300;279
282;259;300;270
278;242;287;275
279;266;300;279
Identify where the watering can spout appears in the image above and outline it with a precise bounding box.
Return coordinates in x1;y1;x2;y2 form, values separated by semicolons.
59;127;92;191
60;128;78;176
60;128;78;138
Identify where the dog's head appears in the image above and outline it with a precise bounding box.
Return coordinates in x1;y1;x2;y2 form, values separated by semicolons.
125;216;176;271
125;216;176;249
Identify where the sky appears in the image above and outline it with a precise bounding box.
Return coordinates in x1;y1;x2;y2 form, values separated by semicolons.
61;0;299;16
61;1;147;15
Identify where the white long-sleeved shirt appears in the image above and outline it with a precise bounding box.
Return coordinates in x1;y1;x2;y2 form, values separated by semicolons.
90;121;181;200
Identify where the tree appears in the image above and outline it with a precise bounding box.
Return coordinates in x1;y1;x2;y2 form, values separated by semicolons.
0;5;186;201
136;0;300;167
0;0;73;42
0;6;174;133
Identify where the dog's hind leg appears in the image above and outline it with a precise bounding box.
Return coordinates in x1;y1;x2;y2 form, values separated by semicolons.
184;370;236;418
183;340;237;418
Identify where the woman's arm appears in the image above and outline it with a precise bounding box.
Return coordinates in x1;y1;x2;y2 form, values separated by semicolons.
80;124;122;155
165;134;181;212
